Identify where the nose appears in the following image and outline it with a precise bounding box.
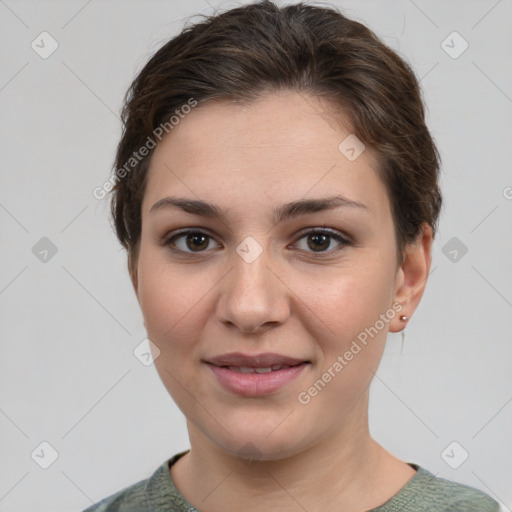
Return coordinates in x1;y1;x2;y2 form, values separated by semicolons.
215;243;290;334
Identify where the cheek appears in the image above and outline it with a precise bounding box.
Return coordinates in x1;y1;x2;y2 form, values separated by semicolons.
136;253;208;410
137;244;201;335
296;254;396;386
294;272;393;412
304;260;394;337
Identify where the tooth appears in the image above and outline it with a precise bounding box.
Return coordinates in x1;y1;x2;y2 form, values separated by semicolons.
271;364;282;371
228;366;239;372
239;367;256;373
255;367;272;374
281;365;290;370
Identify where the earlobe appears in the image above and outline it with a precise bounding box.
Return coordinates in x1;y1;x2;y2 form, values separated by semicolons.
389;223;433;333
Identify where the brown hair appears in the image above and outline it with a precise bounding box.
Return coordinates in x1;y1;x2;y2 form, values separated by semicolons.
109;0;442;278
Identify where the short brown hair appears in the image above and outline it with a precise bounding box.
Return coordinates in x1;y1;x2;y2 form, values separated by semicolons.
109;0;442;278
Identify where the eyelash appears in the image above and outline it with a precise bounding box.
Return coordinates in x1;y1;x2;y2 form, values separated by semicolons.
162;227;352;258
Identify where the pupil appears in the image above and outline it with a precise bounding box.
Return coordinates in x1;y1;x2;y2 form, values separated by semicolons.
308;234;329;251
187;233;208;251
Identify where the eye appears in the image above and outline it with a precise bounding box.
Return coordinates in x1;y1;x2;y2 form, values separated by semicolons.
162;227;351;256
164;229;220;253
293;228;351;255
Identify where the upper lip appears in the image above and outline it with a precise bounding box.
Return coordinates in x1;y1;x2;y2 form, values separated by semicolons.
205;352;309;367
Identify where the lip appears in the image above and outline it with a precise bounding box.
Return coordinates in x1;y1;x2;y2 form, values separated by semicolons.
205;352;308;368
204;352;310;397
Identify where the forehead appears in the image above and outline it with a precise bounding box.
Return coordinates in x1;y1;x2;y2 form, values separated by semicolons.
142;92;389;220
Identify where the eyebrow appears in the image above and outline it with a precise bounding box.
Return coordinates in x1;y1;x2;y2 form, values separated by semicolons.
149;194;368;224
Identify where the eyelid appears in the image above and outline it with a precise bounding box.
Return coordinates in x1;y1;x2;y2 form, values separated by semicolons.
293;226;351;244
162;226;352;255
291;227;351;256
162;228;221;254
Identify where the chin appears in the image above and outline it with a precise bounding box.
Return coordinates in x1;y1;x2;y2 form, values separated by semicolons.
206;421;313;463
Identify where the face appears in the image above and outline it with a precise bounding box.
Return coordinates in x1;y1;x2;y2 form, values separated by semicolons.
132;91;430;461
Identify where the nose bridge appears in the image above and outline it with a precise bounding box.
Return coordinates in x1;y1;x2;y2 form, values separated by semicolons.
216;237;288;332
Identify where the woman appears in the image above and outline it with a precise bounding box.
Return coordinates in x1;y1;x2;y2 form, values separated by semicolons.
85;1;499;510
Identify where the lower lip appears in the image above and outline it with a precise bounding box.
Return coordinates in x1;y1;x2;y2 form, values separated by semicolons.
207;363;308;397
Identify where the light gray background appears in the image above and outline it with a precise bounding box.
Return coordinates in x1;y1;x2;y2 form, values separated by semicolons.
0;1;511;511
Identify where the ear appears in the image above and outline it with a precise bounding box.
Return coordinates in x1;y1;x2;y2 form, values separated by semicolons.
388;223;433;333
128;251;139;301
129;263;138;296
128;254;147;329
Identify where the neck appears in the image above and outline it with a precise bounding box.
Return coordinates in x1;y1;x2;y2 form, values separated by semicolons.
171;398;404;512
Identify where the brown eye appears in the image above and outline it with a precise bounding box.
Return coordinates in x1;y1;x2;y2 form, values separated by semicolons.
306;233;331;252
294;228;350;255
185;233;209;251
165;230;220;253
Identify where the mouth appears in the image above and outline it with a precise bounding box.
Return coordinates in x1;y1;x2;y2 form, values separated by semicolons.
204;352;311;397
217;363;303;374
205;351;310;368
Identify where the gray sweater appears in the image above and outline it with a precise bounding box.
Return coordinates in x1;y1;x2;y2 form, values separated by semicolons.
83;451;500;511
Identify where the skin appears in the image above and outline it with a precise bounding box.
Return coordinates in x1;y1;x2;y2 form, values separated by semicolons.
131;91;433;512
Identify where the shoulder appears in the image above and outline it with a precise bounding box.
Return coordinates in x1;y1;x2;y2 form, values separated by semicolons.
82;453;189;512
373;464;500;512
82;476;149;512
